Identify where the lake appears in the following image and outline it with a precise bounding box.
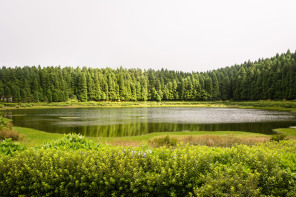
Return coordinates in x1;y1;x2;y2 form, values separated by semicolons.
3;107;296;137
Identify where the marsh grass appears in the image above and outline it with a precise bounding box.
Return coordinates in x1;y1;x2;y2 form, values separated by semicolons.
103;134;271;148
178;135;269;147
108;140;142;147
0;116;22;140
0;129;22;141
16;126;271;148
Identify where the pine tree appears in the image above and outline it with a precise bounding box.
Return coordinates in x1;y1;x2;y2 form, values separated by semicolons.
77;72;88;102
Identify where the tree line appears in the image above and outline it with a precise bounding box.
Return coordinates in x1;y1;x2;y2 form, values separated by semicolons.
0;50;295;102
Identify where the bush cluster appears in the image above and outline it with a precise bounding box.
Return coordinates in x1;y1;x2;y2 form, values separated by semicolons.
270;133;287;142
38;133;100;151
0;134;296;196
148;135;178;148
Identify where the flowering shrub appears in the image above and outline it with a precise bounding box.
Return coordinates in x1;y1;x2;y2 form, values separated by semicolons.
0;135;296;196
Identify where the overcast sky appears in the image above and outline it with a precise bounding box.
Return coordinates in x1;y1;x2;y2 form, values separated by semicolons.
1;0;296;72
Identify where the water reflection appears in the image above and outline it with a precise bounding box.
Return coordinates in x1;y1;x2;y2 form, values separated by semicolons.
3;107;296;137
50;122;293;137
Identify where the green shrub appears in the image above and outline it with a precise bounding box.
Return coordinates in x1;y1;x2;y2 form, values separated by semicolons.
3;103;18;107
0;138;26;155
38;133;100;151
0;135;296;196
195;163;260;196
270;133;287;142
0;116;9;129
148;135;178;147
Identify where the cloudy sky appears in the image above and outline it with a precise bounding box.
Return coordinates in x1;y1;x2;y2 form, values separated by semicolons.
1;0;296;72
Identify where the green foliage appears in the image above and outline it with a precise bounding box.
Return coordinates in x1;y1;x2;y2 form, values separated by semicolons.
0;135;296;196
0;115;8;130
148;135;178;147
3;103;18;107
270;133;287;142
195;163;260;196
0;50;295;102
0;138;26;155
224;100;296;109
38;133;100;151
0;115;21;140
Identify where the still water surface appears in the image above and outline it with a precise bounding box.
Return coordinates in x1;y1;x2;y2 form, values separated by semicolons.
3;107;296;137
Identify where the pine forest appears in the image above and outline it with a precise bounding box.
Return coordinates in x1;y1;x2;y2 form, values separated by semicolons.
0;50;295;103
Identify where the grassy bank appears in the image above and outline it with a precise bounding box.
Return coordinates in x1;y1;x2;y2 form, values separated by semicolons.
15;126;285;148
0;101;226;110
1;100;296;112
220;100;296;112
274;128;296;137
14;127;63;147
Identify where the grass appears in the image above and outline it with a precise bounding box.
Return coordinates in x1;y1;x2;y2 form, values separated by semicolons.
107;133;270;147
1;100;296;112
0;101;226;110
273;128;296;137
14;127;63;147
219;100;296;112
15;126;272;148
174;135;269;147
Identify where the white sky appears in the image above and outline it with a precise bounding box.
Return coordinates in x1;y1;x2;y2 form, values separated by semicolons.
0;0;296;72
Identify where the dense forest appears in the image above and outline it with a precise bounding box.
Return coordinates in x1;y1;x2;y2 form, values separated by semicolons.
0;50;295;102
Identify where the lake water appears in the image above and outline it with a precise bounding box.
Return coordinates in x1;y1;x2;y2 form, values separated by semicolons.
3;107;296;137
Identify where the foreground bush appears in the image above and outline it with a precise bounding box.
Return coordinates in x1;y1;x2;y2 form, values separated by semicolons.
0;135;296;196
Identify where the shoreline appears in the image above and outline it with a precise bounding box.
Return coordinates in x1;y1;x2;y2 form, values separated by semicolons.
1;100;296;112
